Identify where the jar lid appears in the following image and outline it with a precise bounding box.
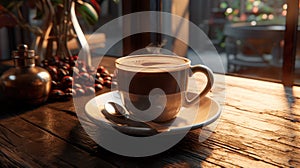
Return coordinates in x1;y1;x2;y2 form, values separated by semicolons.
12;44;36;67
12;44;35;59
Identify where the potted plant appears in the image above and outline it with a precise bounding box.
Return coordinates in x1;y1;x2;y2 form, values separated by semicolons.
0;0;100;64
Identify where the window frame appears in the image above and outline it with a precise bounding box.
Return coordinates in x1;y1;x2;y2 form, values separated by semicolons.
282;0;299;86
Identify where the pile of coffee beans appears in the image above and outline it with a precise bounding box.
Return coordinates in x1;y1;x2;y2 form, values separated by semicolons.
39;55;114;101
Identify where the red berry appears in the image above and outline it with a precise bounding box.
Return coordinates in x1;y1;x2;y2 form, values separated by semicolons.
72;55;79;60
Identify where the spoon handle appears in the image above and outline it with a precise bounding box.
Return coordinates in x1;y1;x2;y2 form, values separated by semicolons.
102;109;146;127
102;109;170;132
144;122;170;132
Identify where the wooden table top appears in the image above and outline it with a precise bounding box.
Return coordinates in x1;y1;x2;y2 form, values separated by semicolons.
0;56;299;167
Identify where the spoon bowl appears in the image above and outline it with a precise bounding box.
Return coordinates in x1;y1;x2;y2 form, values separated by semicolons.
103;102;170;133
104;102;128;118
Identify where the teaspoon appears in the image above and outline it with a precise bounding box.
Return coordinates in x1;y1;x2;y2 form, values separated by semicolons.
103;102;170;133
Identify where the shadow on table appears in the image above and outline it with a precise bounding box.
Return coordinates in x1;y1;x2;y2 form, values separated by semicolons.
282;87;299;167
0;99;47;119
59;123;212;167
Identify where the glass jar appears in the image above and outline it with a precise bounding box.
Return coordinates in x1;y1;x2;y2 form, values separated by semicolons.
0;44;51;105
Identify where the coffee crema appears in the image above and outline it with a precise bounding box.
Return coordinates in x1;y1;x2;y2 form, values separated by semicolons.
116;55;190;72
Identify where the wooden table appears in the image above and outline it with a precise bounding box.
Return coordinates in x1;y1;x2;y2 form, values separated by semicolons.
0;56;300;167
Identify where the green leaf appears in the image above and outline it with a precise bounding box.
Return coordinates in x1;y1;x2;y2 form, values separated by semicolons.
76;1;99;25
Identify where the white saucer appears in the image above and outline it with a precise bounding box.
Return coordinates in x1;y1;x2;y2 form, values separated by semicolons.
85;91;221;136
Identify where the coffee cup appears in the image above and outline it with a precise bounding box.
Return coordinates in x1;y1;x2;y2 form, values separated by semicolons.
115;55;214;123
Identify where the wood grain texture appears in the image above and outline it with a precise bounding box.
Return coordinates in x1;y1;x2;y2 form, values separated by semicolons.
0;57;299;167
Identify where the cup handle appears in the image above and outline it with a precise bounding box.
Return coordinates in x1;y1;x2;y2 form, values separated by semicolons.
184;65;214;106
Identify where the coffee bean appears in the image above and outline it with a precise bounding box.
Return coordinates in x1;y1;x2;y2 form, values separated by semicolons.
95;72;101;79
57;68;68;80
50;89;65;99
64;93;73;99
51;80;61;89
46;66;58;81
61;62;70;70
62;56;70;63
73;75;81;84
80;67;88;73
79;72;90;81
70;67;80;76
103;76;112;81
41;59;49;67
73;83;82;89
65;88;76;96
88;75;95;84
94;84;103;91
95;77;104;85
41;56;112;101
97;66;105;73
111;81;118;88
85;86;95;94
109;73;115;78
104;80;112;88
69;60;76;67
61;76;73;88
75;88;85;96
100;70;110;77
49;56;60;66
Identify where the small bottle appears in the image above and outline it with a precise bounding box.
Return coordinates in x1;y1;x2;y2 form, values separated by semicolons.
0;44;51;105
